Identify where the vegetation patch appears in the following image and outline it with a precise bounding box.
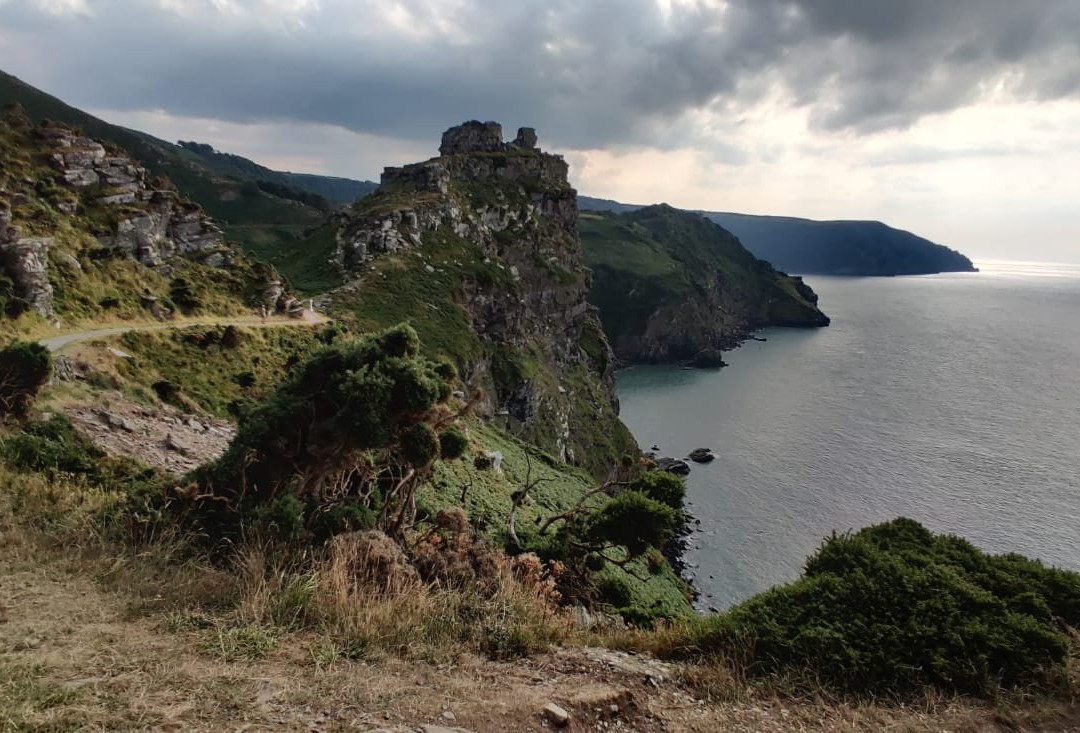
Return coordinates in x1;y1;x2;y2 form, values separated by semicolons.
673;518;1080;697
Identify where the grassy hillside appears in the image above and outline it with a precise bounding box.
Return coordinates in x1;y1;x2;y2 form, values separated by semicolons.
580;205;829;363
705;211;977;276
578;195;977;276
0;112;269;338
0;70;373;292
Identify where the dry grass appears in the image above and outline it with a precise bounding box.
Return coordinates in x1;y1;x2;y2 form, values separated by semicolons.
3;462;1080;731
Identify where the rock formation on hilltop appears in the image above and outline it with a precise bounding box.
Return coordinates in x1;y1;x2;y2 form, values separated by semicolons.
325;121;634;475
0;109;278;324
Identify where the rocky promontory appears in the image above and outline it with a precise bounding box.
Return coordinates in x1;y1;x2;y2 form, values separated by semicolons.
581;205;829;366
323;121;634;475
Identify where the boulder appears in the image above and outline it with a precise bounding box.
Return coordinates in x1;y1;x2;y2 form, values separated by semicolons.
542;702;569;727
688;448;715;463
656;457;691;476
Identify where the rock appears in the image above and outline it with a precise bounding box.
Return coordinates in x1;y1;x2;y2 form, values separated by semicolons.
441;711;456;721
164;432;191;456
542;702;569;727
686;348;727;369
203;251;226;268
419;726;475;733
55;251;82;272
55;200;78;216
513;127;538;149
186;417;204;432
688;448;715;463
572;605;592;629
425;264;436;273
107;347;131;359
0;236;54;316
656;457;691;476
482;450;504;472
439;120;505;156
262;280;284;306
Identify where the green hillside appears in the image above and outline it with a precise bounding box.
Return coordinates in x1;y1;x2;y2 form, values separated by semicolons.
0;70;372;291
580;205;829;364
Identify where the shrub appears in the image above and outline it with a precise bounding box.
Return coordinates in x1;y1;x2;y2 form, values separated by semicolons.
582;491;677;559
438;427;468;460
681;518;1080;697
628;470;685;513
0;415;160;497
0;341;51;417
192;324;460;540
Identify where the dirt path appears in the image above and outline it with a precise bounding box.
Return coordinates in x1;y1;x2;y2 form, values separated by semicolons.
2;546;1056;732
40;311;327;353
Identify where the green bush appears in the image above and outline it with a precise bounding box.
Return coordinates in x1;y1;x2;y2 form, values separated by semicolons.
0;341;51;417
193;324;459;540
0;415;159;496
582;491;677;559
683;518;1080;697
628;471;685;513
438;427;468;460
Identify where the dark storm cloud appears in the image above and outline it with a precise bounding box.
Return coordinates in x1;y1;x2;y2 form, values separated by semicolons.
1;0;1078;146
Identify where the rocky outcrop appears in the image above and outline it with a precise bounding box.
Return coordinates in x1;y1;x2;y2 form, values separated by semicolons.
0;204;53;316
36;126;224;267
328;123;633;474
0;235;53;317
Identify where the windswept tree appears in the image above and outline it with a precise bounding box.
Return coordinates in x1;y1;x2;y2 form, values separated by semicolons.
188;324;466;540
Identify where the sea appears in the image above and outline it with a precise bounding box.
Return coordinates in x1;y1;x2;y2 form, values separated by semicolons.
614;260;1080;610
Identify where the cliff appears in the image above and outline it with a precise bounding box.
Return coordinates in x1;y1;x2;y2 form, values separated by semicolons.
0;108;277;328
578;196;978;277
581;205;829;365
323;121;634;476
703;211;977;276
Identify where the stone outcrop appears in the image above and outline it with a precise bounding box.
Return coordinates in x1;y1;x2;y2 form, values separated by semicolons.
329;122;632;473
0;204;53;316
36;126;225;268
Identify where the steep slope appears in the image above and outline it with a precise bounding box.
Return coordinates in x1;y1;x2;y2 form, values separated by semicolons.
318;121;635;476
0;70;371;289
704;211;976;276
580;206;829;365
0;109;279;334
578;195;977;276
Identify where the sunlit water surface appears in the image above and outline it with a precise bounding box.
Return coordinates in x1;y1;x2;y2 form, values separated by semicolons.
615;261;1080;609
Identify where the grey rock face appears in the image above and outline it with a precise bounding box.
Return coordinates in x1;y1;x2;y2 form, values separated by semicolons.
438;120;505;155
39;130;226;268
332;122;621;469
0;234;54;316
512;126;538;149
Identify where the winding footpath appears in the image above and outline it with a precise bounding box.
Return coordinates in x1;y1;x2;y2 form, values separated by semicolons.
39;311;327;353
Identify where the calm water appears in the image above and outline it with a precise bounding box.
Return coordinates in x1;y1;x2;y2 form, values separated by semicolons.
616;261;1080;609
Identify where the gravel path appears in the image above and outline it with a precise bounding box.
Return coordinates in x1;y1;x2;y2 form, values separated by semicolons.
39;312;326;352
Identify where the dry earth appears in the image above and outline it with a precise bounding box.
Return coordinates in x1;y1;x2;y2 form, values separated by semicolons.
3;543;1077;732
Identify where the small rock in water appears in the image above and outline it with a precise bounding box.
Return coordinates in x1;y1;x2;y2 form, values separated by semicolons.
687;448;715;463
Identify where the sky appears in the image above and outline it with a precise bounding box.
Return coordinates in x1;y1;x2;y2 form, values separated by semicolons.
1;0;1079;263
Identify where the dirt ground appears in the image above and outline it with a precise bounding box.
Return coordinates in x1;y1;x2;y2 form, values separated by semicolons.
4;544;1078;733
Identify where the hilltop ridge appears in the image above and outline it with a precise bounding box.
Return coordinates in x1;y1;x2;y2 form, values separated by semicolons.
579;195;977;277
318;120;633;474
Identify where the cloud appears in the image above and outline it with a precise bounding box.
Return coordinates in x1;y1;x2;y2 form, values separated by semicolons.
1;0;1078;149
